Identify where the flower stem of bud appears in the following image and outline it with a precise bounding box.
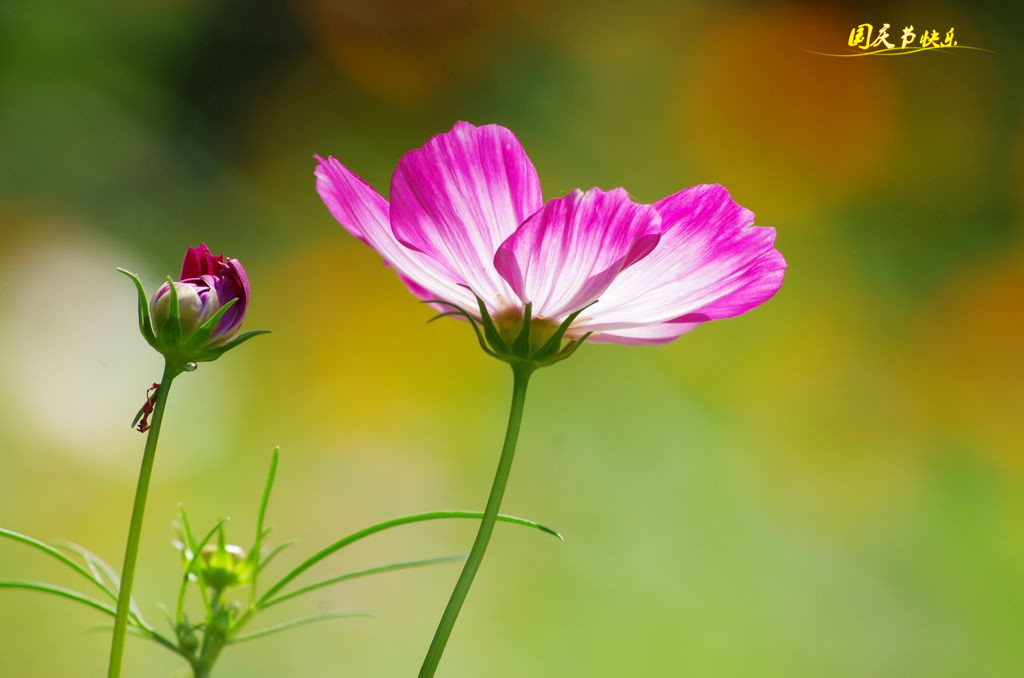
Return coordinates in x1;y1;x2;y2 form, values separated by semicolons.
192;589;228;677
418;363;534;677
107;359;181;678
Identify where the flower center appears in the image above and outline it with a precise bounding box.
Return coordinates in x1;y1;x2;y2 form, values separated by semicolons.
493;307;562;353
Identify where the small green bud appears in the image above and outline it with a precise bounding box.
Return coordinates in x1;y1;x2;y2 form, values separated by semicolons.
176;621;199;654
199;543;253;591
209;606;232;637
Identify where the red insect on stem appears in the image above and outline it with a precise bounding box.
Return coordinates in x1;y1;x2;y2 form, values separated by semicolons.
133;383;161;433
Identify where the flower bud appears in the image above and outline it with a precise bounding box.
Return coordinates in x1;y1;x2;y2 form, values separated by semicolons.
176;621;200;653
120;243;267;369
198;543;252;591
177;243;249;342
152;243;249;346
151;280;221;337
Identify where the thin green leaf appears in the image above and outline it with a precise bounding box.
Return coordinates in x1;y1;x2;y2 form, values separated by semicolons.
55;543;109;593
56;543;118;601
0;580;179;652
57;542;150;627
178;506;198;552
257;511;562;607
85;625;148;639
254;450;279;555
85;624;186;657
217;523;227;550
229;610;372;644
250;448;280;605
0;580;116;617
0;528;111;599
255;541;294;575
176;520;226;626
177;506;210;614
262;554;465;610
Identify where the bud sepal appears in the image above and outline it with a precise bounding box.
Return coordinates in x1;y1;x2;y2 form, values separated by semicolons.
423;295;594;373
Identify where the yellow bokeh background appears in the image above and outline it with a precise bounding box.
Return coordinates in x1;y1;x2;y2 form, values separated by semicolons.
1;1;1021;675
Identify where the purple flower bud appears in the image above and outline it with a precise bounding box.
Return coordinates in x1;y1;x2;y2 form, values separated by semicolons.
121;243;266;368
150;244;250;348
151;279;220;336
178;243;250;341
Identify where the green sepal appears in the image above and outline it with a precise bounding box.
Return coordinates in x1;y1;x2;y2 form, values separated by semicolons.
191;329;270;363
159;275;182;347
475;296;508;353
512;302;532;354
117;268;157;348
550;332;593;364
422;294;596;369
185;297;239;352
419;300;498;358
426;311;465;323
531;300;598;362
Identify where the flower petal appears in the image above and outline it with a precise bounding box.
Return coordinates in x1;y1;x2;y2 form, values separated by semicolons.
180;243;221;280
587;316;706;345
579;184;786;336
315;154;475;308
493;187;661;319
214;258;249;336
389;121;543;308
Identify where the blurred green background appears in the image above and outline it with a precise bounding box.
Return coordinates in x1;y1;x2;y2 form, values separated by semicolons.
1;0;1022;675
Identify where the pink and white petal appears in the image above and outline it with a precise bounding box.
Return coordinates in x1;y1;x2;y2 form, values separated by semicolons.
315;154;475;308
493;187;662;319
389;121;543;309
579;184;785;333
588;315;708;345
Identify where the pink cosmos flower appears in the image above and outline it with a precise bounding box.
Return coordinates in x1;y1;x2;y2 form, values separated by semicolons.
315;121;784;360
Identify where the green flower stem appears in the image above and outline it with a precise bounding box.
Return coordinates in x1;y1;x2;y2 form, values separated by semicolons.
193;588;227;678
107;360;180;678
418;364;533;677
